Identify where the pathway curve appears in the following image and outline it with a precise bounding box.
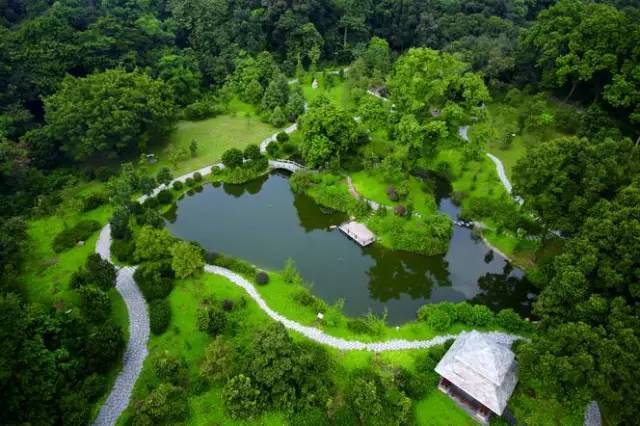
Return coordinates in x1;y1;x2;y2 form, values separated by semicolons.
95;85;527;425
94;227;148;426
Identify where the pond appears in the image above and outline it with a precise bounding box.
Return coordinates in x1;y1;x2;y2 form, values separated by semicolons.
165;172;537;324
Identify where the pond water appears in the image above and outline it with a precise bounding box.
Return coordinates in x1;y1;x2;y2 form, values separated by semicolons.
165;172;537;324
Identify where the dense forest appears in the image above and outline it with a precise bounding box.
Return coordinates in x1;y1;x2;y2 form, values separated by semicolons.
1;0;640;424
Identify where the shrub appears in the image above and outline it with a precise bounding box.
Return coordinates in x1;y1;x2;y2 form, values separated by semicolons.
156;167;173;185
150;299;171;335
208;253;256;276
347;318;371;334
81;193;107;212
282;257;301;284
134;261;175;300
111;239;135;263
185;177;195;186
386;186;399;201
276;131;289;142
255;271;269;285
292;288;328;313
223;374;260;419
417;303;458;332
53;220;101;252
170;241;204;279
243;144;261;160
152;352;188;385
157;189;173;204
394;204;406;216
86;253;117;291
172;180;184;191
496;308;525;332
197;306;227;336
270;106;287;127
135;383;188;424
201;336;236;383
184;99;221;120
470;304;494;326
77;286;111;323
211;165;223;175
266;142;279;157
221;148;244;168
142;196;159;209
193;171;202;182
222;299;234;312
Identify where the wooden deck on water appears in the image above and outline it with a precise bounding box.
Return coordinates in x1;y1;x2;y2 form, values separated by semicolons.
338;221;376;247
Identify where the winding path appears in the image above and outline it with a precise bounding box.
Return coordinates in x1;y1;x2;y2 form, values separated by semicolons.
94;227;148;426
95;90;525;425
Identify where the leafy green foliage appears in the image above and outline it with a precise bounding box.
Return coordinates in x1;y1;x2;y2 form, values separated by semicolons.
221;148;244;168
77;286;112;323
200;336;236;383
133;261;175;301
223;374;261;419
150;299;171;335
134;226;175;261
197;306;227;336
368;213;452;256
52;220;101;252
170;241;204;279
513;136;638;235
43;69;175;161
299;96;359;167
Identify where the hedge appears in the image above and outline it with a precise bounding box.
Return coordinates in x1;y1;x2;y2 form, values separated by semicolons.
53;220;102;252
417;302;529;333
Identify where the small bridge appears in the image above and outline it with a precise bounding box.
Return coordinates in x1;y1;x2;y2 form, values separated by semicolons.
269;159;305;172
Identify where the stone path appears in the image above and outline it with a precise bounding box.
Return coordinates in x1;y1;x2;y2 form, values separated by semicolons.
485;153;524;205
205;265;521;351
95;78;527;424
94;228;148;426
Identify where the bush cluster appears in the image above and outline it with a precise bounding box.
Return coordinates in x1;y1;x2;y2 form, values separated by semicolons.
208;253;256;276
150;299;171;335
368;213;451;256
292;287;328;313
53;220;101;252
81;193;107;212
172;180;184;191
386;185;399;201
417;302;529;333
111;238;135;263
157;189;173;204
197;306;227;336
69;253;117;291
255;271;269;285
134;261;175;301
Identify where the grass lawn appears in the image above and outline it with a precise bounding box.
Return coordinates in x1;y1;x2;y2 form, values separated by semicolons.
119;271;470;425
470;99;573;179
415;391;476;426
298;74;355;112
147;113;278;177
350;170;441;217
21;203;113;305
249;269;476;342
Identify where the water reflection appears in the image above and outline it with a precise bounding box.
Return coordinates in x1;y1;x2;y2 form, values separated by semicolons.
164;172;537;324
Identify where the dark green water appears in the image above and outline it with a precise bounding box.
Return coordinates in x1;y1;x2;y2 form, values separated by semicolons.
165;172;536;324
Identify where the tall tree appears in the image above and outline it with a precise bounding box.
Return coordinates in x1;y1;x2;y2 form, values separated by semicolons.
43;69;175;161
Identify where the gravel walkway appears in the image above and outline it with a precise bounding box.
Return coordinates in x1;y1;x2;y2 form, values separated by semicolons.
94;86;526;423
205;265;522;351
94;228;148;426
